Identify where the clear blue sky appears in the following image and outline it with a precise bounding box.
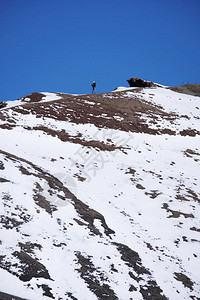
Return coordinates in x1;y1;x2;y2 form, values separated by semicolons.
0;0;199;101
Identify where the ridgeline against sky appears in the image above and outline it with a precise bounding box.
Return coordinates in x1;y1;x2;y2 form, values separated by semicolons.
0;0;200;101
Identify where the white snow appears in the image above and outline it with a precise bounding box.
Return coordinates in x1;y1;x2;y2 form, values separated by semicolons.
0;86;200;299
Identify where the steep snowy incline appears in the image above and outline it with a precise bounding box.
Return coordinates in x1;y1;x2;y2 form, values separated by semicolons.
0;85;200;300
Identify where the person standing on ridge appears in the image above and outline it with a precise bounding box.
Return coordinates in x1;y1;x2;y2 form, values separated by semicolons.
91;81;96;93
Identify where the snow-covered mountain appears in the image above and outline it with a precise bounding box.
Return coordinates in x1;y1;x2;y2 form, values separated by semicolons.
0;83;199;300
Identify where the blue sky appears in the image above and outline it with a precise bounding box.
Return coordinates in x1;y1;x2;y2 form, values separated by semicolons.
0;0;200;101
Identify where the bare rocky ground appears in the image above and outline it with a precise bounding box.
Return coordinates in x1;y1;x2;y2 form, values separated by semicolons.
0;88;199;137
169;84;200;97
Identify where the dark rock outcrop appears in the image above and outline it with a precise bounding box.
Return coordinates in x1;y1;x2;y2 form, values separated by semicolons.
127;77;156;88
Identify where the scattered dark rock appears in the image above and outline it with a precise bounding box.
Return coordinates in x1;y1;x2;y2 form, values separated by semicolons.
145;190;162;199
0;178;10;183
185;149;200;156
174;272;194;290
0;216;23;229
33;193;57;215
73;173;86;182
136;183;145;190
125;167;136;175
114;242;150;278
66;292;78;300
0;251;51;282
186;188;199;202
146;242;154;251
129;284;137;292
0;160;5;170
110;263;118;273
73;198;115;236
0;124;15;130
34;182;43;192
160;128;176;135
0;291;26;300
75;252;118;300
182;236;188;242
73;218;87;226
14;205;32;223
114;243;167;299
37;284;55;299
12;251;51;282
140;281;168;300
50;158;57;162
53;242;67;247
18;242;42;254
0;102;7;109
190;227;200;232
19;166;31;175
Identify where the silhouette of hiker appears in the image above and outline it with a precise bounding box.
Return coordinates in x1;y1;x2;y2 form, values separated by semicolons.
91;81;96;93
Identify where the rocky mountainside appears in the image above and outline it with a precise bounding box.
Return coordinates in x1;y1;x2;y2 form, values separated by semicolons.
0;84;200;300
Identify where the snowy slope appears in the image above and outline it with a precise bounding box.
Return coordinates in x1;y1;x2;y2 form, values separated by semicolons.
0;85;200;300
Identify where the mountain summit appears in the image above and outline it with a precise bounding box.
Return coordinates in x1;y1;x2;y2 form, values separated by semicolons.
0;82;199;299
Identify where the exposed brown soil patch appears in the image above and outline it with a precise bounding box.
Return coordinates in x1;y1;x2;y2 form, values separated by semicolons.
73;173;86;182
180;129;199;136
162;203;194;218
19;166;32;175
0;124;15;130
186;188;199;202
125;167;136;175
136;183;145;190
176;186;199;203
20;92;46;103
24;125;126;151
0;90;198;136
5;91;175;136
